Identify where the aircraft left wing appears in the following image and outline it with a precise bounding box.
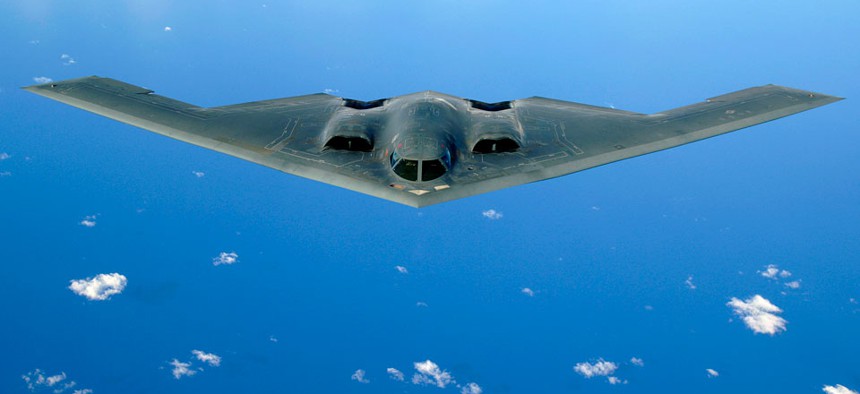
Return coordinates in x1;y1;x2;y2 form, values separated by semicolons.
413;85;842;206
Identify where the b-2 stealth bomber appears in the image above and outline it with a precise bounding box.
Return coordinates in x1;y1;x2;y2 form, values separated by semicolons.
25;77;841;207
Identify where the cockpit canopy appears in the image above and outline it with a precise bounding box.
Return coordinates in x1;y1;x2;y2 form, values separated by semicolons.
390;149;450;182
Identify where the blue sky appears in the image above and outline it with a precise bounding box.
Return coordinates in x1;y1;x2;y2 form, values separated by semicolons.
1;1;858;393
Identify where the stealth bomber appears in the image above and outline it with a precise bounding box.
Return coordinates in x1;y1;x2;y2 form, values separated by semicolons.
25;77;841;207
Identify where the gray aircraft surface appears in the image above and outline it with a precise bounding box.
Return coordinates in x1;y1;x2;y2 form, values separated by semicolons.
25;76;841;207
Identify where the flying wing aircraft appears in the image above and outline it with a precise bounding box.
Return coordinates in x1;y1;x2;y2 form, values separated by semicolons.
24;77;841;207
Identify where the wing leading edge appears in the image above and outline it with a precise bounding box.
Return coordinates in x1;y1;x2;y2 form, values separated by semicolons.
411;84;842;206
22;76;428;206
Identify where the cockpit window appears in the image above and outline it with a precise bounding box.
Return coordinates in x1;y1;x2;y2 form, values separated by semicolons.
392;157;419;181
421;160;446;181
391;151;450;182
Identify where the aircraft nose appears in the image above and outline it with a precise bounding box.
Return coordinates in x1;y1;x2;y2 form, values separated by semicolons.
395;136;444;161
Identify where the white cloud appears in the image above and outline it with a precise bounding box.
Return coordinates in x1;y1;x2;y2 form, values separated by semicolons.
412;359;454;388
22;369;85;393
706;368;719;378
521;287;534;297
785;280;801;289
351;369;369;384
192;171;205;178
461;382;483;394
823;384;859;394
630;357;644;367
69;273;127;301
213;251;238;266
73;390;93;394
387;368;404;381
192;350;221;367
45;373;67;386
269;335;278;343
79;214;97;227
607;376;627;385
60;54;76;66
760;264;791;279
164;26;173;31
169;359;196;379
685;275;696;290
727;295;787;335
573;359;618;378
0;171;11;177
0;152;10;160
33;76;53;84
395;265;408;274
481;209;503;220
416;301;428;307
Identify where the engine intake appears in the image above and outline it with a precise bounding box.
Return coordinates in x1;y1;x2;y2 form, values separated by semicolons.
324;135;373;152
472;137;520;154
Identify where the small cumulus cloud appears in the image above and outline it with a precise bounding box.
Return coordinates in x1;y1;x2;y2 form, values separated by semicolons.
192;171;205;178
461;382;483;394
760;264;791;280
706;368;719;378
33;76;53;84
323;88;339;94
412;360;455;388
395;265;408;274
169;359;196;379
630;357;644;367
167;350;221;379
521;287;535;297
60;54;76;66
573;359;618;379
685;275;696;290
192;350;221;367
213;251;238;266
0;171;11;177
387;368;404;381
269;335;278;343
22;369;87;393
416;301;428;307
79;214;97;227
351;369;369;384
164;26;173;31
607;376;627;385
727;294;787;335
69;273;127;301
0;152;10;160
481;209;503;220
785;280;801;289
823;384;859;394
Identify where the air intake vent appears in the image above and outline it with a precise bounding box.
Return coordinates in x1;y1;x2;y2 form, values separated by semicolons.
343;98;386;110
472;138;519;154
324;136;373;152
468;99;512;112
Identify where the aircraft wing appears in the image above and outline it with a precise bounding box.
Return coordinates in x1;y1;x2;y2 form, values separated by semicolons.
417;85;842;206
23;76;425;205
25;77;841;207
